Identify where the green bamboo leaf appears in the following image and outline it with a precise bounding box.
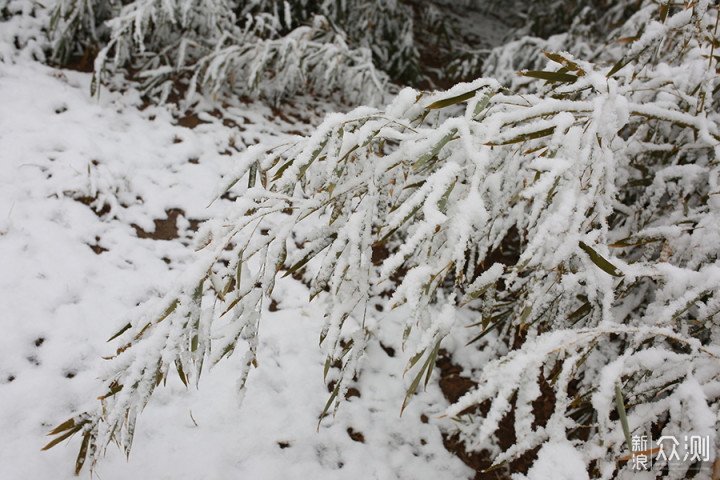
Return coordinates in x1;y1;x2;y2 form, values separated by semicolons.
461;282;493;305
297;139;329;179
609;236;662;248
175;359;189;387
472;89;494;118
672;290;712;320
543;52;580;71
247;161;257;188
579;241;624;277
401;359;428;415
377;204;422;246
423;340;442;389
318;380;342;429
413;129;457;171
401;339;442;415
402;180;426;191
519;304;533;324
272;159;295;182
425;88;482;110
522;70;578;83
567;302;591;324
157;299;179;323
437;179;457;211
323;356;332;382
607;57;627;77
406;349;425;372
466;311;509;346
486;126;556;146
283;234;336;278
107;322;131;342
615;384;633;454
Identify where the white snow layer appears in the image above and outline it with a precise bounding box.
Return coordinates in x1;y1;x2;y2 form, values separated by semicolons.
513;441;589;480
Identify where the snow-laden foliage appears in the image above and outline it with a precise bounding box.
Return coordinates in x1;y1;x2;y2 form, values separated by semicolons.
477;0;641;89
0;0;50;62
46;1;720;477
48;0;428;104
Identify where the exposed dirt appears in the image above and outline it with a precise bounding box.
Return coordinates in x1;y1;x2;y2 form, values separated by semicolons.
74;195;111;217
346;427;365;443
132;208;200;241
436;349;543;479
176;112;207;129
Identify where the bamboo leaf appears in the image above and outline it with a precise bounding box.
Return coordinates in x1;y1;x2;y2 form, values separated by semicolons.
323;356;332;382
609;236;663;248
377;204;422;246
247;161;257;188
297;138;329;179
47;417;78;436
75;432;91;475
425;88;483;110
423;340;442;389
543;52;580;71
401;339;442;415
107;322;131;342
615;384;633;454
519;304;533;324
283;234;336;278
522;70;578;83
438;179;456;212
98;381;123;400
461;282;492;304
472;89;494;118
659;2;670;23
318;380;342;429
157;299;179;323
465;312;509;346
567;302;591;324
412;129;457;171
42;425;82;451
579;241;624;277
401;358;429;415
272;159;295;182
486;126;556;146
175;358;189;387
607;57;627;77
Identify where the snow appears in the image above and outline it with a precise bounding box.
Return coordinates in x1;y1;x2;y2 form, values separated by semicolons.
513;441;589;480
0;52;470;479
3;1;719;479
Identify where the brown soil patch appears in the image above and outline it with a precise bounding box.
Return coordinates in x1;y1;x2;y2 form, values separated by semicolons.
176;113;207;129
436;349;542;479
132;208;200;241
75;195;111;217
347;427;365;443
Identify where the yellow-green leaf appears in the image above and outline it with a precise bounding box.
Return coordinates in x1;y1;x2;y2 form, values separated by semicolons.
42;425;82;451
579;241;624;277
425;88;482;110
487;126;556;146
615;384;633;454
523;70;578;83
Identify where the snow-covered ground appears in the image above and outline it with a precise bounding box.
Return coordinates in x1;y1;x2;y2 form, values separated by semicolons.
0;40;477;479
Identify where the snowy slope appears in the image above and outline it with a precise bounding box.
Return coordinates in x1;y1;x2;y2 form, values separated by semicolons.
0;39;472;480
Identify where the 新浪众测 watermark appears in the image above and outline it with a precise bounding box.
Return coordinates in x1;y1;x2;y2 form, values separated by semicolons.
624;434;712;471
